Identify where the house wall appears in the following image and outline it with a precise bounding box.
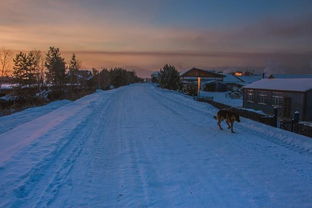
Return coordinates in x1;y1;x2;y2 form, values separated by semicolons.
182;77;223;92
243;88;306;120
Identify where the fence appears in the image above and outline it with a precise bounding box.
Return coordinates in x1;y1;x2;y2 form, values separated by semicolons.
196;97;312;138
196;97;276;126
280;121;312;138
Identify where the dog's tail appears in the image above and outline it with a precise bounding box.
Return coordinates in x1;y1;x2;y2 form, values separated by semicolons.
213;115;217;120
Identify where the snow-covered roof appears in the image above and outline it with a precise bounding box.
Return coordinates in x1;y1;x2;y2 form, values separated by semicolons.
270;74;312;79
180;68;224;78
179;68;214;75
243;78;312;92
201;80;216;85
222;74;244;84
179;69;189;75
238;75;263;84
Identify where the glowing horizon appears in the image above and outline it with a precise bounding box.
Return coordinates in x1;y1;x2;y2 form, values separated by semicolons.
1;0;312;77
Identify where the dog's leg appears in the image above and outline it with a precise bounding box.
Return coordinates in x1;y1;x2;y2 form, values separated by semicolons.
217;120;223;130
231;122;235;133
226;120;231;129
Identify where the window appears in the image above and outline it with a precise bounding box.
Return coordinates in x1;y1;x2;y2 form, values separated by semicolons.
246;89;254;103
258;91;268;104
273;95;284;107
258;94;266;104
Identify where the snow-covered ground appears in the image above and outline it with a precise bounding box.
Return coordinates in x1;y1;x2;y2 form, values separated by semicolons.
1;84;312;208
199;91;268;115
200;91;243;107
0;100;71;134
0;83;18;89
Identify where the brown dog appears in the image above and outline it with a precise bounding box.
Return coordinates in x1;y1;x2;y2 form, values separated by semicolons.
214;109;240;133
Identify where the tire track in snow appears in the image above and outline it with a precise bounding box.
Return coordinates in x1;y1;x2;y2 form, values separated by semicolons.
49;86;142;207
0;91;114;208
33;95;114;207
121;89;156;207
0;93;101;165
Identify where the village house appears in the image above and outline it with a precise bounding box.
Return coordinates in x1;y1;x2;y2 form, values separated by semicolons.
180;68;225;92
180;67;224;82
180;68;265;96
242;78;312;121
221;74;245;91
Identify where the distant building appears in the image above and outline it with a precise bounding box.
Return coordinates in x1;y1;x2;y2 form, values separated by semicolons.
67;69;93;81
180;67;224;80
242;79;312;121
238;74;263;85
151;72;160;83
75;70;93;81
66;69;93;88
180;68;224;91
221;74;245;91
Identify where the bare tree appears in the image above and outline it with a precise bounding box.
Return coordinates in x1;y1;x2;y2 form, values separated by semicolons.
30;50;45;89
68;53;81;87
0;48;13;86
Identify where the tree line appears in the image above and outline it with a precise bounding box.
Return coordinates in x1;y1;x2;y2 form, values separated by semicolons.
0;47;142;91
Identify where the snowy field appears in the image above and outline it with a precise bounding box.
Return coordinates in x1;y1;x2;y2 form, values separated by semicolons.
1;84;312;208
199;91;268;115
200;91;243;107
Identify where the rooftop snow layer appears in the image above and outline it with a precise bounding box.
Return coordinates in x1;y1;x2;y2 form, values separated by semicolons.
271;74;312;79
243;78;312;92
223;74;244;84
239;75;263;84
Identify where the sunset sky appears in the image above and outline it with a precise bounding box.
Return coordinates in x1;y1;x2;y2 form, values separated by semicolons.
1;0;312;77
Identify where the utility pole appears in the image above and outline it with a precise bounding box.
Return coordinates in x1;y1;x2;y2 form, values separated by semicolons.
197;77;201;97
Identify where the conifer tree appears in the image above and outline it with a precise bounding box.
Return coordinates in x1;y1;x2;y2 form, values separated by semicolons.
13;51;39;86
28;51;40;85
159;64;181;90
68;53;80;85
45;47;66;87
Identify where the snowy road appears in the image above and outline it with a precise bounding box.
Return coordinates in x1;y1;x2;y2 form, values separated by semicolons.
1;84;312;208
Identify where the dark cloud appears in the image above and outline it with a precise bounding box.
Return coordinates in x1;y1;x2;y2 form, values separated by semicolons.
233;14;312;40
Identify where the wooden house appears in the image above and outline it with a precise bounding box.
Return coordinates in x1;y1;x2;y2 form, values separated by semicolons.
180;68;225;92
242;79;312;121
